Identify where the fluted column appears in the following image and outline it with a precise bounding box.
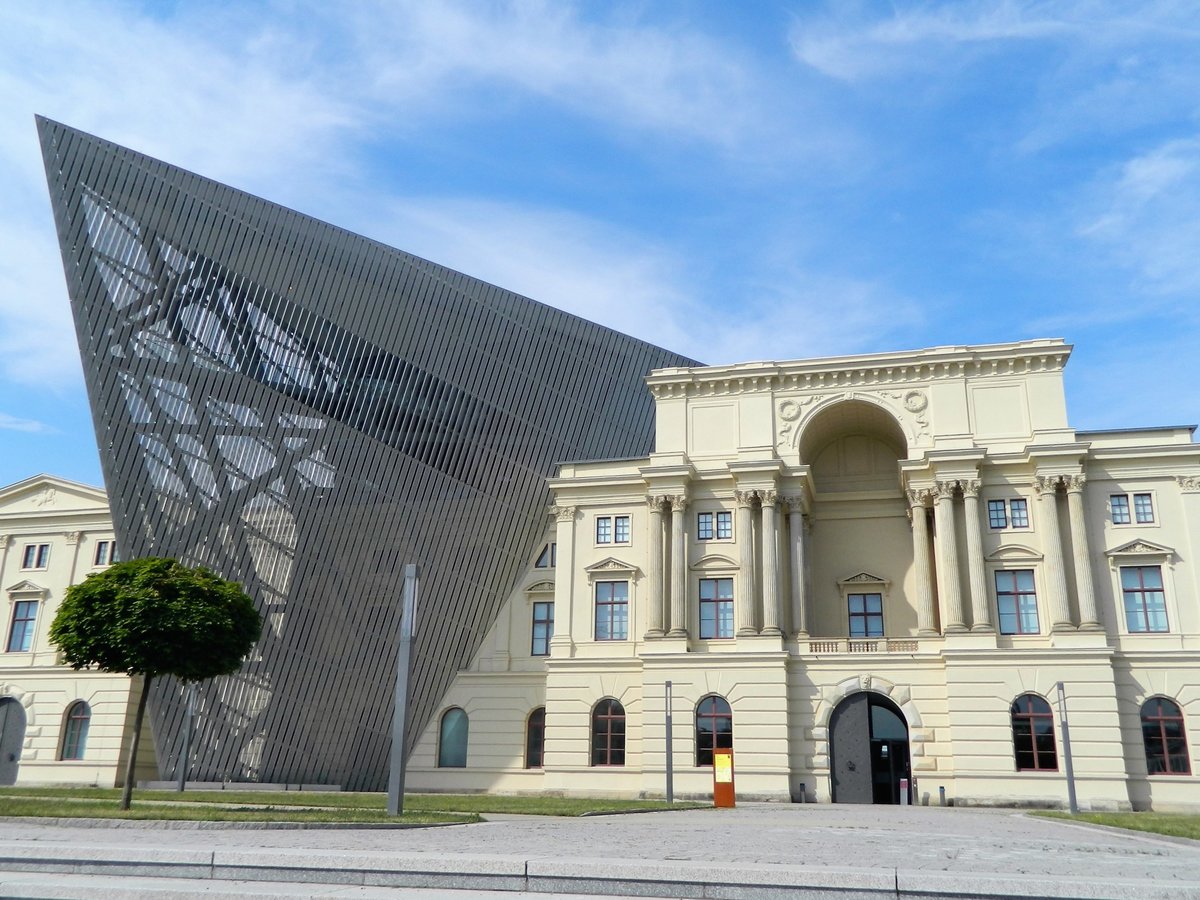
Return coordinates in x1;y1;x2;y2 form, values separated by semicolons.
786;497;809;637
960;479;992;632
735;490;757;636
760;490;781;635
1034;475;1074;632
644;495;666;638
908;489;937;635
549;505;577;652
934;481;967;632
667;494;689;637
1064;475;1101;631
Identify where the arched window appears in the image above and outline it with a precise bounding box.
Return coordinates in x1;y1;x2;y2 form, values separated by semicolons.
1011;694;1056;771
1142;697;1190;775
437;707;468;768
60;701;90;760
525;707;546;769
695;695;732;767
591;699;625;766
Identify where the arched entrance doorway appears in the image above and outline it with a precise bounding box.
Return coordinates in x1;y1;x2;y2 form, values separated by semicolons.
829;692;910;804
0;697;26;786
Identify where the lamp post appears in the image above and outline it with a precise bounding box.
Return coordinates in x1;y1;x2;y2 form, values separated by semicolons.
387;565;418;816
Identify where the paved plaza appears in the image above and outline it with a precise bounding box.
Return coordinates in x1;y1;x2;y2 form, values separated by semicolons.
2;803;1200;898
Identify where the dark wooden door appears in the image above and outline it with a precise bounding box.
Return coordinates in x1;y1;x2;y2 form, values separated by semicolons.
830;693;872;803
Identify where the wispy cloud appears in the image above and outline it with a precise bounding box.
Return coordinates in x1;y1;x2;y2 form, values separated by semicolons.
0;412;50;434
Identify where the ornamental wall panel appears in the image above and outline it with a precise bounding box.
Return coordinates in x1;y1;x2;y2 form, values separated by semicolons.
38;118;695;790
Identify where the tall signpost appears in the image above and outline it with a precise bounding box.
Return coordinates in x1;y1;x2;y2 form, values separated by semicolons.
665;680;674;803
1056;681;1079;814
387;565;419;816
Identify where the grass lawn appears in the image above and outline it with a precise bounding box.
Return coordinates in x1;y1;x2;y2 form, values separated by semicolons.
0;787;701;820
1036;810;1200;840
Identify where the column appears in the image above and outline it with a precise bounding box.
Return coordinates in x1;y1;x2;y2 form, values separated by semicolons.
960;480;992;632
1034;475;1074;631
735;490;757;636
907;489;937;635
667;494;689;638
786;497;809;637
933;481;967;632
549;505;577;653
760;490;781;635
644;495;666;638
1064;475;1101;631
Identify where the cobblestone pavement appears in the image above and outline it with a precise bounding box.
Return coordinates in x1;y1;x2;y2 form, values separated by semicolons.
3;804;1199;886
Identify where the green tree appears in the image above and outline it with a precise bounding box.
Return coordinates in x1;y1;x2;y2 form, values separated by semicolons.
50;557;261;809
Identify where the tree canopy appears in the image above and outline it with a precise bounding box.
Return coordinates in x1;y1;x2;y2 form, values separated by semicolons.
51;556;261;682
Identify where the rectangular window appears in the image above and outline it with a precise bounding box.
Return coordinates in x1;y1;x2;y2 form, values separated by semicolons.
698;577;734;639
988;499;1029;529
531;601;555;655
594;581;629;640
614;515;630;544
596;517;612;544
996;570;1040;635
21;543;50;570
697;513;714;541
716;511;732;539
94;540;115;567
1134;493;1155;524
1122;565;1168;633
848;593;884;638
1110;494;1131;524
6;600;38;652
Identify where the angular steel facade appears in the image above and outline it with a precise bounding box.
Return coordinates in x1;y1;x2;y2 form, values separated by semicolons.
38;118;695;789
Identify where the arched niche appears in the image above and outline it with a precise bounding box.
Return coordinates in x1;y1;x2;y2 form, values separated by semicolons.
798;399;907;494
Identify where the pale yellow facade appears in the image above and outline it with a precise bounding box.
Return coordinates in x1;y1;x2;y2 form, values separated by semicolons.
409;339;1200;810
0;475;146;787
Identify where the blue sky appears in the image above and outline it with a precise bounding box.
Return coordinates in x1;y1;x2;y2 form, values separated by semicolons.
1;1;1198;489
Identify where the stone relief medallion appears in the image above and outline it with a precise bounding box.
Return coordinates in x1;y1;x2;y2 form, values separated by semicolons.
903;390;928;413
776;395;818;450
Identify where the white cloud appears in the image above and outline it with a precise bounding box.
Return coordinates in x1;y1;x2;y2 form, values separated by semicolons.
0;412;51;434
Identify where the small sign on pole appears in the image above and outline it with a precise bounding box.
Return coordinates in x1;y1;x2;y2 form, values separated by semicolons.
713;748;735;808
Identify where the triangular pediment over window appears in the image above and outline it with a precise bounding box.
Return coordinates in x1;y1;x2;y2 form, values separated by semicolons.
584;557;640;578
838;571;888;588
5;579;48;597
1106;539;1174;559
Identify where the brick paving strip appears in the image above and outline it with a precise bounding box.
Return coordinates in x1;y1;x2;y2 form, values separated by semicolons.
2;804;1200;899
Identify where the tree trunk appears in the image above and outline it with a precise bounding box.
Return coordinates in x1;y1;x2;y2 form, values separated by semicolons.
120;674;152;811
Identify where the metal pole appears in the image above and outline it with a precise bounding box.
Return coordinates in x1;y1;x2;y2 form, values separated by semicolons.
387;565;419;816
176;682;195;792
664;680;674;803
1056;681;1079;814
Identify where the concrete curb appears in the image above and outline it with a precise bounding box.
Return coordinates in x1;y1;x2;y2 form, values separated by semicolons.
0;815;469;830
3;844;1198;899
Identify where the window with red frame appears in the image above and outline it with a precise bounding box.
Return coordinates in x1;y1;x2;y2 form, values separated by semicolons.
591;698;625;766
1011;694;1057;771
1142;697;1190;775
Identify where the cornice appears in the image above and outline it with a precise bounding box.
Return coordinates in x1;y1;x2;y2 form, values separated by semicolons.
646;339;1070;400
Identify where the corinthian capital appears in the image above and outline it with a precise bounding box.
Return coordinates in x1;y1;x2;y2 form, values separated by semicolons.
734;490;756;508
1063;474;1087;493
959;479;981;498
759;489;779;508
669;494;689;512
905;488;932;508
934;480;958;501
549;505;577;522
647;494;669;512
1032;475;1061;497
1178;475;1200;493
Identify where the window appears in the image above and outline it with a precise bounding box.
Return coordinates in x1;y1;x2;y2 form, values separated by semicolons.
1142;698;1190;775
695;695;733;767
698;577;734;639
59;701;90;760
6;600;38;652
594;581;629;640
995;570;1040;635
591;698;625;766
437;707;468;767
1011;694;1057;771
848;593;883;637
93;540;115;567
595;516;630;545
1122;566;1168;633
697;511;732;541
21;543;50;570
525;707;546;769
1112;492;1154;525
987;498;1029;530
531;601;554;655
534;542;556;568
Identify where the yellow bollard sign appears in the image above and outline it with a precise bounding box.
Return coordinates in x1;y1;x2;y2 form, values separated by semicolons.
713;748;735;808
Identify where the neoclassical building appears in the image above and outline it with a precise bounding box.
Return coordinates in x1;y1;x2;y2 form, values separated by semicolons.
0;474;151;786
408;339;1200;810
